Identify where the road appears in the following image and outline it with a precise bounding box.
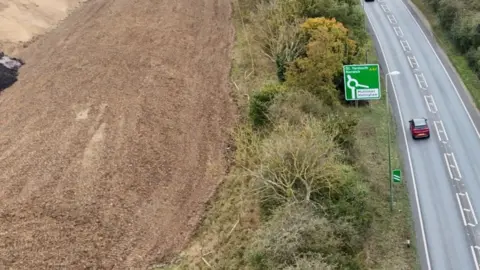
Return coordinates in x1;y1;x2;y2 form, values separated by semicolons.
363;0;480;269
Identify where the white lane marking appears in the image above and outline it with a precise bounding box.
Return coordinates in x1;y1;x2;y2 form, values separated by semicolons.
365;13;432;270
465;192;478;224
471;246;480;270
444;153;454;179
407;55;419;69
433;120;449;141
401;0;480;140
381;4;390;12
400;40;411;52
451;152;462;178
387;14;397;24
457;193;468;226
444;153;462;179
424;95;438;113
393;26;404;37
414;73;428;89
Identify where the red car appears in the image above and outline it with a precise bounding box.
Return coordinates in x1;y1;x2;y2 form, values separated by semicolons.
409;118;430;139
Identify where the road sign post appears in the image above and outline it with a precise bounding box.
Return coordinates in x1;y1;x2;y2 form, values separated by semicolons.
390;169;401;212
343;64;381;101
392;169;402;183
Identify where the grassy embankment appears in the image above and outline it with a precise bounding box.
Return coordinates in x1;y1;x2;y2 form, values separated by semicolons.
408;0;480;108
158;0;417;269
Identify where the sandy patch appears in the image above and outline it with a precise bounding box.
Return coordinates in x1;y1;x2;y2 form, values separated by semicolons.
0;0;87;43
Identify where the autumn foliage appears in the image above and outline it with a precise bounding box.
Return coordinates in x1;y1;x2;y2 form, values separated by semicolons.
286;18;357;105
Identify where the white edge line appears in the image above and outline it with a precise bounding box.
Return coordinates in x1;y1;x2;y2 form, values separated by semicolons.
451;153;462;178
401;0;480;139
365;11;432;270
433;121;442;141
457;193;467;226
444;153;453;179
471;246;480;270
466;192;478;224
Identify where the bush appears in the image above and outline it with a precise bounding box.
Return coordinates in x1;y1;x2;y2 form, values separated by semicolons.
268;90;330;125
436;0;460;31
246;203;340;269
323;110;359;160
249;0;308;65
249;83;288;128
285;17;358;105
252;117;347;207
282;254;333;270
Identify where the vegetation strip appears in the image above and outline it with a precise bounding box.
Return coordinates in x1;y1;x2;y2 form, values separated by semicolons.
160;0;417;269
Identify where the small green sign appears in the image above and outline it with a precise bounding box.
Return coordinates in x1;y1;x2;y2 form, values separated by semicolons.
392;169;402;183
343;64;381;101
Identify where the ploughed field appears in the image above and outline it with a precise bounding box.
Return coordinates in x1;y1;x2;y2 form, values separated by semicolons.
0;0;235;268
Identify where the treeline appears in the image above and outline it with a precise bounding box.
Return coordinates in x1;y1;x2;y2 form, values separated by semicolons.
424;0;480;76
238;0;381;269
166;0;415;269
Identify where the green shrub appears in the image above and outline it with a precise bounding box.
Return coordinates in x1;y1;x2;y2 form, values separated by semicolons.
282;254;333;270
436;0;460;31
249;0;308;65
252;117;348;208
466;47;480;73
246;203;340;269
268;90;329;125
249;83;287;128
323;111;359;161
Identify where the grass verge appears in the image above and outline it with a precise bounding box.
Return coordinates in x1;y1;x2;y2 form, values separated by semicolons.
155;1;417;269
408;0;480;109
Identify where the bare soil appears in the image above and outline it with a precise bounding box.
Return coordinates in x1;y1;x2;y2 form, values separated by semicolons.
0;0;235;268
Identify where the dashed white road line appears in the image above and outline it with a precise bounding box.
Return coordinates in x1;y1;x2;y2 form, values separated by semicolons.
471;246;480;270
381;4;390;13
465;192;478;225
444;153;454;179
457;193;468;226
444;153;461;179
407;55;419;69
424;95;437;113
451;152;462;178
415;73;428;89
393;26;404;37
400;40;411;52
433;120;449;142
387;14;397;24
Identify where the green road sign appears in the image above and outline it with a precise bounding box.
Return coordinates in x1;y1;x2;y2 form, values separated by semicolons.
392;169;402;183
343;64;381;101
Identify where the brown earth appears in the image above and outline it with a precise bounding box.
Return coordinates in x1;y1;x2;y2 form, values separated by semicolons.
0;0;235;268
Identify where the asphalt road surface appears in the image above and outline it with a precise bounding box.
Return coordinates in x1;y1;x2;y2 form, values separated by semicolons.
363;0;480;269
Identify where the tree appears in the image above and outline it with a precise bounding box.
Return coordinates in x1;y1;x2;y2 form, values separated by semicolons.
286;17;357;106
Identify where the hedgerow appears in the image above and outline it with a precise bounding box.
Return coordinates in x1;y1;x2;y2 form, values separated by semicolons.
160;0;416;269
